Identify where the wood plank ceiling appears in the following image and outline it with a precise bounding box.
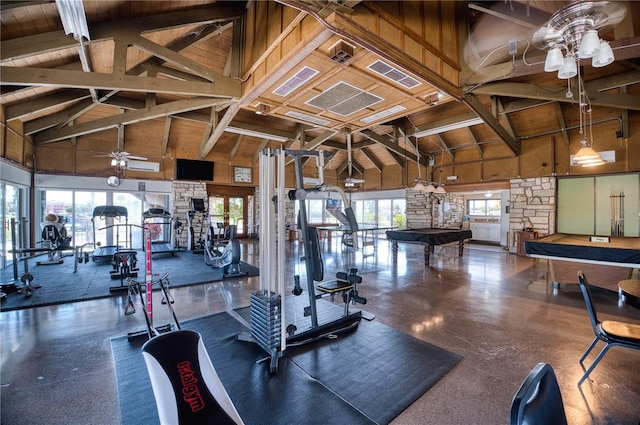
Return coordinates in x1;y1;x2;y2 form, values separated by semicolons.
1;0;638;185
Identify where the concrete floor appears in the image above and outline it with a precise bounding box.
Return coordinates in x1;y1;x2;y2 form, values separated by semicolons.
1;239;639;424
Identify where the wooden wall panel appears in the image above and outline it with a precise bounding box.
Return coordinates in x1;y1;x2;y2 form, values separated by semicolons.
382;165;405;189
363;168;381;190
6;120;26;165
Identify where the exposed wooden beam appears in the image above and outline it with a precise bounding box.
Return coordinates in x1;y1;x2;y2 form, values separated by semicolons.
471;81;640;111
127;22;234;78
200;102;239;158
388;151;404;167
466;127;483;155
126;30;227;83
286;130;336;165
361;147;382;172
228;134;243;161
5;89;90;121
1;6;245;62
463;93;520;155
162;117;172;156
0;67;241;99
433;134;454;159
34;97;231;144
24;98;94;135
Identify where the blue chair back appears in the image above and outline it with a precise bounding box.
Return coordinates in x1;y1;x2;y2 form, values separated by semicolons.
510;362;567;425
577;271;601;335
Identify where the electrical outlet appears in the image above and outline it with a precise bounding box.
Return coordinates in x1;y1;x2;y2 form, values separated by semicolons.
508;38;518;55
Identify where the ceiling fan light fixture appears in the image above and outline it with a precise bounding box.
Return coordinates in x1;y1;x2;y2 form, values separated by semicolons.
111;159;117;166
578;29;601;58
592;41;614;67
557;56;577;79
544;47;564;72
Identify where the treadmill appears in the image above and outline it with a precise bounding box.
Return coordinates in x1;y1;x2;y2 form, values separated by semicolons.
143;208;177;256
91;206;129;263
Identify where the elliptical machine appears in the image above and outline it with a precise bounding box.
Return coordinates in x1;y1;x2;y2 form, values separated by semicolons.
204;224;246;278
186;198;207;253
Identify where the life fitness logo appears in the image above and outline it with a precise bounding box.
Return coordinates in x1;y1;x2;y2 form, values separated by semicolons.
177;361;205;412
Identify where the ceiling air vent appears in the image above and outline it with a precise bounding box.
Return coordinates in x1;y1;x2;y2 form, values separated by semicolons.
306;82;383;116
368;60;421;89
285;111;331;126
273;66;319;97
329;40;355;64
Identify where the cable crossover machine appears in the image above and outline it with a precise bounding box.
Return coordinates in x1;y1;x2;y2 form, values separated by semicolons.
237;148;368;373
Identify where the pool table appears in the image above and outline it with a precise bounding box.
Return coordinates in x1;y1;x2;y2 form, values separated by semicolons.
524;233;640;291
386;228;473;266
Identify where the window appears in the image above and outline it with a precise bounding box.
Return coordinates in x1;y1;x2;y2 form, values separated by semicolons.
38;189;169;250
467;199;501;216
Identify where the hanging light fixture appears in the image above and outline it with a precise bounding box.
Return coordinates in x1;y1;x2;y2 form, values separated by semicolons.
432;151;447;194
534;2;626;78
533;1;623;167
571;64;604;167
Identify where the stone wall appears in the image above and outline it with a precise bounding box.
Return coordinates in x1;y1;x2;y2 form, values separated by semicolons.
172;180;207;250
509;177;556;253
405;189;465;229
406;188;433;228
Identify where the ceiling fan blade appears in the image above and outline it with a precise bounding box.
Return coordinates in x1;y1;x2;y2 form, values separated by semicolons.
126;155;148;160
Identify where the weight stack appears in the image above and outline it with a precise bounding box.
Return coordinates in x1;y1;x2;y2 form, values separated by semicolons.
249;290;281;355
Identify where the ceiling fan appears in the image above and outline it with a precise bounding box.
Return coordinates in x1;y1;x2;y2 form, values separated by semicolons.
94;145;147;187
94;150;148;167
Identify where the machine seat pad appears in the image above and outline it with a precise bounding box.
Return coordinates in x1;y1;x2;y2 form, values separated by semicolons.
317;280;354;293
142;329;243;425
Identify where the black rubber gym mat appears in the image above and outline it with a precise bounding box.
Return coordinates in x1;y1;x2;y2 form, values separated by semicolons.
111;309;463;425
1;252;259;312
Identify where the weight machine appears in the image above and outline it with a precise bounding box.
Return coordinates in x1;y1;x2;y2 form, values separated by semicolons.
186;198;207;253
2;218;43;297
238;148;366;373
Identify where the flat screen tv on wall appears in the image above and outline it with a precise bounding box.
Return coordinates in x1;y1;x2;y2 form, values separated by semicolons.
176;159;214;181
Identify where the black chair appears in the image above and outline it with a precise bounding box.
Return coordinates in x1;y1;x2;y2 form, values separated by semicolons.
576;271;640;385
510;362;567;425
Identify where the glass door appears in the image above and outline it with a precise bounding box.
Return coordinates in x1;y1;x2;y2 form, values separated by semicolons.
2;184;22;270
208;195;247;238
208;196;227;239
228;197;245;236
